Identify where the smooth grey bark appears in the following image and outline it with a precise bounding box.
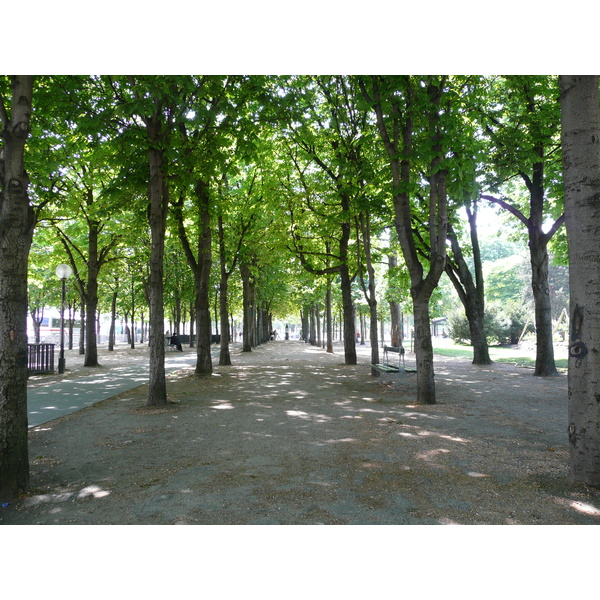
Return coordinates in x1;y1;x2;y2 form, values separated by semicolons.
559;74;600;487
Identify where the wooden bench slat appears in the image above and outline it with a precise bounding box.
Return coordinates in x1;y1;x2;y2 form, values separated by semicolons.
371;363;401;373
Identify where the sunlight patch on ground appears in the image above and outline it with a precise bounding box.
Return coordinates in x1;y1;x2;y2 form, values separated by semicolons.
401;410;457;421
25;485;111;507
211;402;234;410
439;434;470;443
570;500;600;516
397;427;470;444
286;409;331;422
438;518;461;525
552;496;600;517
466;472;490;478
243;430;274;438
78;485;110;499
416;448;450;461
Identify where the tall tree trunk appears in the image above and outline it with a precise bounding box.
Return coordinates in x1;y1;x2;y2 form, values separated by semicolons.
217;214;232;365
339;193;357;365
194;180;213;375
218;278;231;365
32;307;42;344
67;304;74;350
108;288;117;351
83;212;100;366
358;211;380;373
445;218;492;365
340;265;357;364
413;290;436;401
388;254;401;348
241;262;254;352
300;307;309;343
0;75;34;502
325;277;333;353
78;302;85;355
129;308;135;350
146;145;168;406
315;303;322;348
559;74;600;487
529;236;558;376
363;75;448;403
309;305;317;346
140;313;145;344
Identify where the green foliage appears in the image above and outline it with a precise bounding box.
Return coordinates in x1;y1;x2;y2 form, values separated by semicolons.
17;75;571;339
448;300;533;346
483;254;529;304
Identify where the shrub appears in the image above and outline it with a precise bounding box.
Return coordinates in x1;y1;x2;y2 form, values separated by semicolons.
447;301;534;346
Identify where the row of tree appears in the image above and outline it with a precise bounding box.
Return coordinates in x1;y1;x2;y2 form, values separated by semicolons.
1;75;599;501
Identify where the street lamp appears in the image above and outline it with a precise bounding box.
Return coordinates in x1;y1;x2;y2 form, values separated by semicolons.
55;264;73;374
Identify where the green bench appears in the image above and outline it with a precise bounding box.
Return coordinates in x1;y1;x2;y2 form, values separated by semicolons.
370;345;415;383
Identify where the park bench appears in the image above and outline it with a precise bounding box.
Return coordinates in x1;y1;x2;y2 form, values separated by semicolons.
383;345;405;367
370;345;414;385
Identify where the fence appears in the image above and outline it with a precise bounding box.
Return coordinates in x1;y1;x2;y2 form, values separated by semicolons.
28;343;55;375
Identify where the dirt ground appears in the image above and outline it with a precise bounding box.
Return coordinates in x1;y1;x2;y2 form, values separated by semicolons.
2;339;600;526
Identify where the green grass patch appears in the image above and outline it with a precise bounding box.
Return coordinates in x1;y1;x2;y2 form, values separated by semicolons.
432;342;568;370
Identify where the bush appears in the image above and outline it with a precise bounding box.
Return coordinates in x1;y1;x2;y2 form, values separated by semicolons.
447;309;472;345
447;301;534;346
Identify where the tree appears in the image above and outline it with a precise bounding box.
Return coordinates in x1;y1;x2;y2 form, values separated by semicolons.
445;204;492;364
33;76;125;367
480;76;564;376
0;75;35;502
559;74;600;487
277;76;371;365
362;76;449;405
108;75;179;406
215;171;258;364
54;182;122;366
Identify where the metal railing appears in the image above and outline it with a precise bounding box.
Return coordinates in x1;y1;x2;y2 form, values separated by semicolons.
28;343;55;375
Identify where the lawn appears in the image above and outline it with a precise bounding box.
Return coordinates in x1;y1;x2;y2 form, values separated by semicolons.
431;339;568;370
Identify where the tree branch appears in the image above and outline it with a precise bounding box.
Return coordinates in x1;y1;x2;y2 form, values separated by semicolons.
480;194;529;226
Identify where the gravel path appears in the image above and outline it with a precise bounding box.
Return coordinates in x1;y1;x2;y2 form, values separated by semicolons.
2;340;600;525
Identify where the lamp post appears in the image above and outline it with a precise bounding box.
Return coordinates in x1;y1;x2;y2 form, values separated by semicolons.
55;264;73;374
